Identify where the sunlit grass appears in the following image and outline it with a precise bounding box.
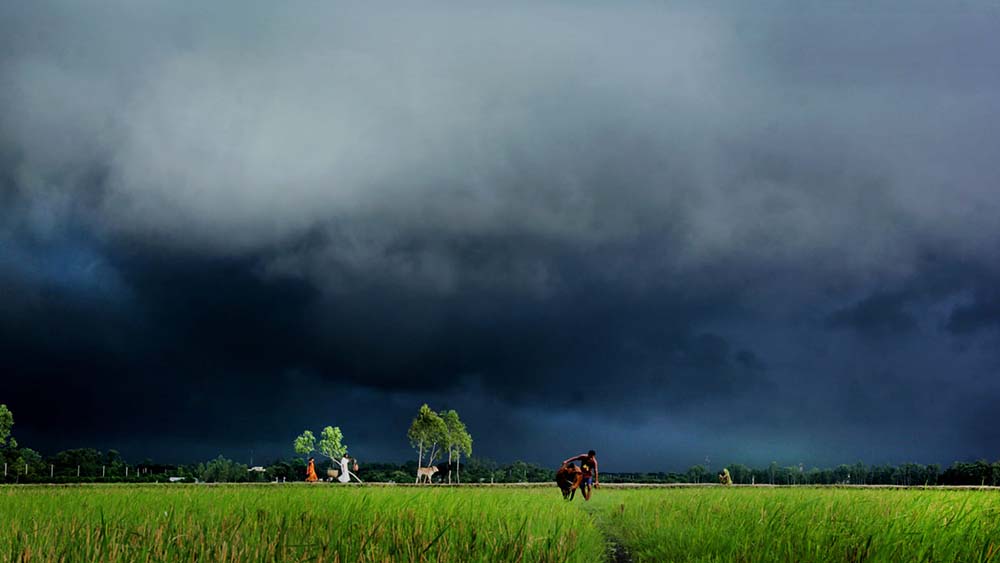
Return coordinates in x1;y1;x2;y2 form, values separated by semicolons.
4;484;999;562
592;487;1000;563
0;485;605;562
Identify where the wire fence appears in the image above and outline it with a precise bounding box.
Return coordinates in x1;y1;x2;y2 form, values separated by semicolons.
1;462;190;483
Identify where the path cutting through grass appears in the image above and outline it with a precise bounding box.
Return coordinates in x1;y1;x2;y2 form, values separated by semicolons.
593;487;1000;563
574;490;635;563
5;484;998;562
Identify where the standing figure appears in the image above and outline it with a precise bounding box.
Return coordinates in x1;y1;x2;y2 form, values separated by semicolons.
562;450;598;501
305;457;319;482
338;455;351;483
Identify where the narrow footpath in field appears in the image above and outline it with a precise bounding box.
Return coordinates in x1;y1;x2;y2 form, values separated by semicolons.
605;537;634;563
582;497;635;563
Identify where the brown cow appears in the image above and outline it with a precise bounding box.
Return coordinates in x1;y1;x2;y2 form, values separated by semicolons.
555;463;582;500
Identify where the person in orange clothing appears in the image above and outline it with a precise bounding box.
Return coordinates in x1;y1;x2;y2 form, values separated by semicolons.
305;457;319;482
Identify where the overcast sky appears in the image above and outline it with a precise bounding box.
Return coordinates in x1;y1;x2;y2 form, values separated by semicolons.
2;1;999;471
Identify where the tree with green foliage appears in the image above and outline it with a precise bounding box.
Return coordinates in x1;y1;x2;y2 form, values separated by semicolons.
200;455;249;483
441;409;472;484
441;410;458;484
457;433;473;483
318;426;347;462
103;450;125;476
407;404;447;483
53;449;103;477
16;448;43;477
293;430;316;461
686;465;707;484
852;461;869;485
263;458;305;482
727;463;751;484
0;404;14;450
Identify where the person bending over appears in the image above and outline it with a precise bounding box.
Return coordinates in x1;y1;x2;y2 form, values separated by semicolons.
562;450;598;500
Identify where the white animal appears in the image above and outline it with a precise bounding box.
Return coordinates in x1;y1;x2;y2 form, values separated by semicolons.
416;466;439;484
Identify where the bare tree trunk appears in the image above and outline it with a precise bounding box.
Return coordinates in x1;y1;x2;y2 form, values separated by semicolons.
456;455;461;484
447;450;453;484
416;443;423;483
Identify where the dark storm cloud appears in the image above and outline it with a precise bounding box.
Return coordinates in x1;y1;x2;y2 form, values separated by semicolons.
2;1;1000;468
826;291;917;335
947;285;1000;335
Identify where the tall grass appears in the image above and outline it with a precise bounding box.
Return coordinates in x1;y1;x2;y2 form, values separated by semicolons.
0;485;605;562
594;487;1000;563
5;485;999;562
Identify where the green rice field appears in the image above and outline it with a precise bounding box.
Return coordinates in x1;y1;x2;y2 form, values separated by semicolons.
598;487;1000;563
2;484;998;562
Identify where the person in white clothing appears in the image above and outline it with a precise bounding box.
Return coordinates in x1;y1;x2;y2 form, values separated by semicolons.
338;455;351;483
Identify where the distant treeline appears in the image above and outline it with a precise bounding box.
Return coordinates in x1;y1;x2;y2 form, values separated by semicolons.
3;447;1000;487
605;461;997;487
6;403;995;486
0;448;560;485
0;448;554;484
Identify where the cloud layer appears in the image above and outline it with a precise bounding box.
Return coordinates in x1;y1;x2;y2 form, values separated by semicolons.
2;1;1000;468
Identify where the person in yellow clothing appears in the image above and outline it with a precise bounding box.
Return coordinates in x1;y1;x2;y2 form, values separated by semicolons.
305;457;319;482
